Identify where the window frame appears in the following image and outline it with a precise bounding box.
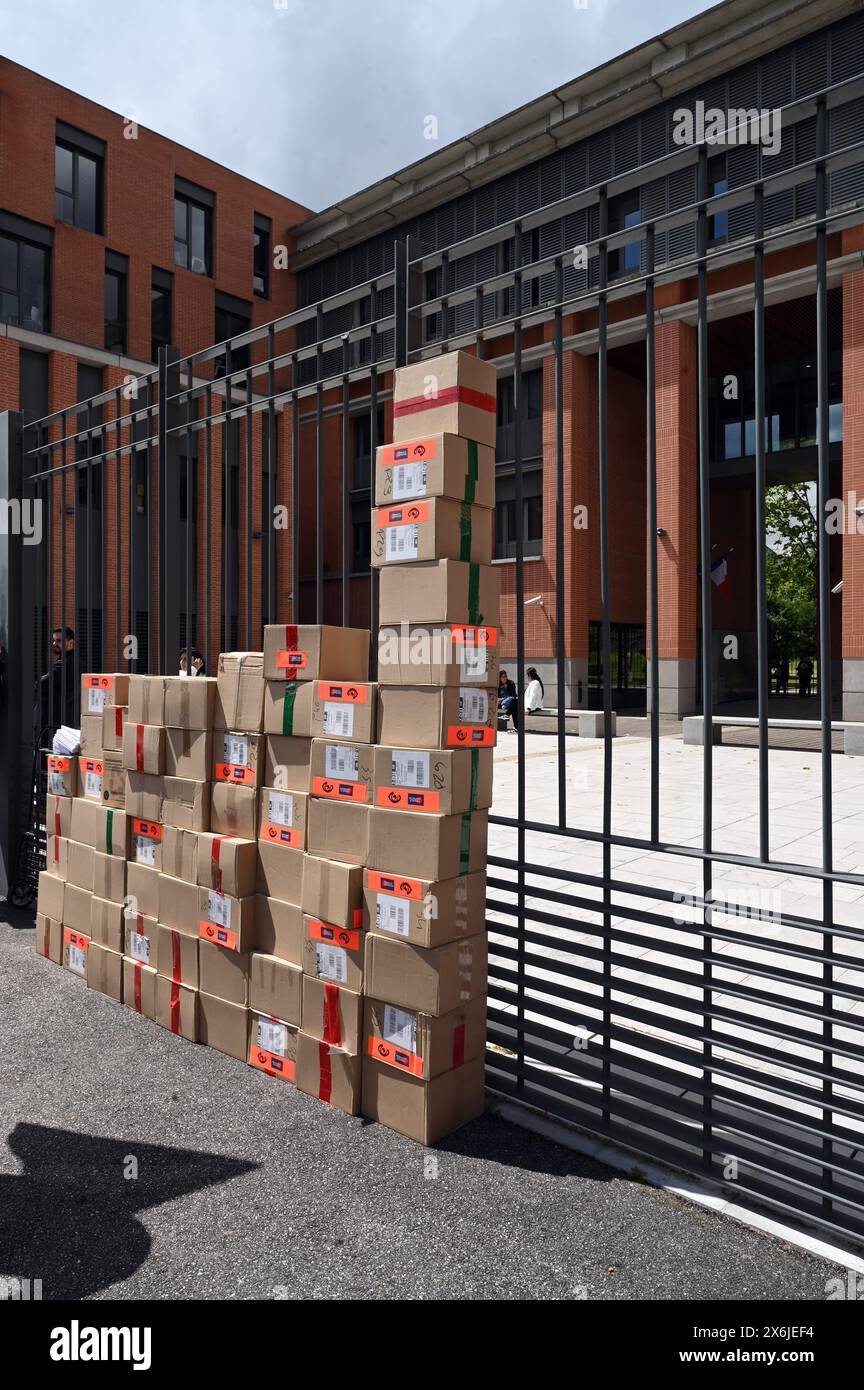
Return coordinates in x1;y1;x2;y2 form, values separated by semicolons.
173;178;214;277
151;267;173;363
55;123;105;235
0;213;52;333
253;213;271;298
104;250;128;354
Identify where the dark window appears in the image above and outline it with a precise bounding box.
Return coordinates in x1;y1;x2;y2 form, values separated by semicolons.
708;154;729;243
19;348;49;424
151;268;172;361
214;292;251;378
494;467;542;559
352;407;384;491
104;251;127;353
253;213;271;298
55;124;104;234
0;214;52;332
496;368;542;464
351;498;371;572
174;178;213;276
608;190;641;277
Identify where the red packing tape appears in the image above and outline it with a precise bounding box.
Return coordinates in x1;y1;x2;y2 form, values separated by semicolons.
170;980;181;1034
134;961;143;1014
323;983;341;1047
136;723;145;773
318;1042;332;1104
171;929;181;984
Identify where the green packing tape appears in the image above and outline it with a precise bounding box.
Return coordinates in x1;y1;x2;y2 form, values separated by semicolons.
464;440;478;504
468;562;480;626
105;808;113;856
459;812;471;875
281;682;298;735
459;503;472;563
469;748;479;812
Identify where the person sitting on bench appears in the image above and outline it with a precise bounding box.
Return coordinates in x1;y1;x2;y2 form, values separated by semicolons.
498;670;519;731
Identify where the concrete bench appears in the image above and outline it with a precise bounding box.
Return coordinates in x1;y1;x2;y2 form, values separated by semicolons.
683;714;864;755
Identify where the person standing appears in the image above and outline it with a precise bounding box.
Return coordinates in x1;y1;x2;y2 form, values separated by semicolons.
38;627;76;735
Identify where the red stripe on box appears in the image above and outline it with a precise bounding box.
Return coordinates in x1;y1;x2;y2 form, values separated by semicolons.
115;707;123;738
393;385;496;417
134;961;143;1014
43;917;51;959
170;980;181;1034
452;1022;466;1068
136;724;145;772
171;929;181;984
318;1043;332;1103
323;983;341;1047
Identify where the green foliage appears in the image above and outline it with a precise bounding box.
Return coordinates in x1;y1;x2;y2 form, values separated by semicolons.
764;483;817;663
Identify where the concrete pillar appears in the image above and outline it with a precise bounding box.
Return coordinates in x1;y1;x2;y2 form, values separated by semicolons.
842;267;864;722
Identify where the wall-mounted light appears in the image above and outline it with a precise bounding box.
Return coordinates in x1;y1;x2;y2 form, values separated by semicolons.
656;527;666;537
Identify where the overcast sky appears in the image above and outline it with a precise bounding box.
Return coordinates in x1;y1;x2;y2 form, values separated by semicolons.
0;0;715;213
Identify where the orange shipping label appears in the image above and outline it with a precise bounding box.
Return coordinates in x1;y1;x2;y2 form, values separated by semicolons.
317;682;367;704
276;649;308;671
198;921;239;951
376;787;441;812
63;927;89;951
248;1044;296;1080
366;870;424;901
376;501;430;527
132;818;162;841
307;918;361;953
79;758;104;775
367;1034;425;1078
214;762;255;785
450;625;498;647
310;775;368;803
86;675;113;690
259;822;302;849
378;438;438;467
47;756;72;771
446;724;495;746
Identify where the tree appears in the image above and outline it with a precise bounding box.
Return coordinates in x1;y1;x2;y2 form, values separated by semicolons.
764;483;817;667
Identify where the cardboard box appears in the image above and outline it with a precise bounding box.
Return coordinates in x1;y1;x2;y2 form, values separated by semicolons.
79;754;126;808
156;976;199;1041
373;746;493;816
212;729;265;788
161;825;199;884
366;864;487;953
126;862;160;920
258;786;308;851
122;722;165;775
306;799;370;866
296;1033;361;1115
198;887;256;953
165;727;212;781
249;953;302;1027
81;672;130;716
199;993;245;1058
66;841;95;893
101;703;126;751
46;754;78;798
248;1013;298;1081
263;735;313;794
372;498;492;569
256;841;304;906
302;976;362;1053
156;924;199;988
309;738;373;805
392;350;497;447
86;942;123;1001
215;652;265;732
46;792;72;839
253;896;303;965
368;808;488;880
197;833;258;898
79;716;103;755
129;817;163;871
263;624;370;683
123;957;158;1020
90;895;125;953
375;432;495;509
303;915;364;993
157;873;199;936
128;674;168;725
364;994;486;1081
46;834;68;880
62;926;89;978
35;912;63;964
377;685;496;750
264;680;377;744
210;782;256;839
125;773;209;831
93;849;125;903
362;1054;485;1144
124;912;159;967
377;621;499;689
164;675;217;730
69;798;127;857
301;856;364;931
365;931;487;1016
378;559;500;630
199;938;251;1005
36;870;65;922
63;882;92;934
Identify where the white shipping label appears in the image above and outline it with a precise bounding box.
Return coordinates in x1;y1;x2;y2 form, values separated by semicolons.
459;642;488;682
323;703;355;738
49;771;67;796
391;750;430;788
129;930;150;963
385;523;419;561
459;688;489;723
223;734;249;767
393;461;428;500
206;890;230;928
376;894;410;938
383;1004;417;1053
68;945;87;976
87;687;107;714
316;943;348;984
133;834;157;867
84;770;103;798
324;743;360;779
257;1018;288;1056
267;790;294;828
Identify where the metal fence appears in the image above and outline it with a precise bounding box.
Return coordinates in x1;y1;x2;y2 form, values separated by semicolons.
4;68;864;1250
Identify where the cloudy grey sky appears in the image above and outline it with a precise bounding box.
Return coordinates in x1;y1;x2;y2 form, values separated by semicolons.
0;0;714;213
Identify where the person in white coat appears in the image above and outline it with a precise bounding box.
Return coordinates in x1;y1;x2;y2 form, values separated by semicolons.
524;667;544;714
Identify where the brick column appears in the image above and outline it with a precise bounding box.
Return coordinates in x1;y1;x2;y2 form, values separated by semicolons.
842;266;864;720
651;319;698;716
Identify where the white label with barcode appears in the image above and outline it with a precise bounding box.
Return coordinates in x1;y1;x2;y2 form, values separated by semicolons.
323;703;354;737
84;770;103;798
391;750;429;788
316;943;348;984
133;834;157;867
393;461;427;500
129;930;150;963
459;689;489;723
385;523;419;561
459;642;488;682
87;687;107;714
257;1018;288;1055
325;743;359;778
383;1004;417;1052
68;945;87;976
376;895;410;938
267;790;294;827
223;734;249;767
49;771;67;796
206;890;230;927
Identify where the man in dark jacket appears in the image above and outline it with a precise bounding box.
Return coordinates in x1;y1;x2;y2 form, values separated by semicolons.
38;627;77;736
498;669;519;731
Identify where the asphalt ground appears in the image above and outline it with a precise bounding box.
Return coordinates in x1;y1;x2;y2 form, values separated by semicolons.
0;907;844;1302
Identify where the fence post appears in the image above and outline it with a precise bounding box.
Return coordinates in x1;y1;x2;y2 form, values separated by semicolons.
0;411;26;899
157;346;182;674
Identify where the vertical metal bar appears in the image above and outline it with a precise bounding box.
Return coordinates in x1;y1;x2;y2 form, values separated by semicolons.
646;225;660;843
598;189;613;1126
0;411;24;897
513;220;526;1096
145;385;153;673
185;368;193;658
223;344;233;652
129;391;137;673
315;382;324;624
114;388;121;668
753;185;770;863
85;399;92;673
553;255;567;827
267;325;276;627
205;383;212;672
158;345;182;672
369;363;379;671
291;386;300;622
341;335;351;628
245;366;253;647
66;410;74;721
